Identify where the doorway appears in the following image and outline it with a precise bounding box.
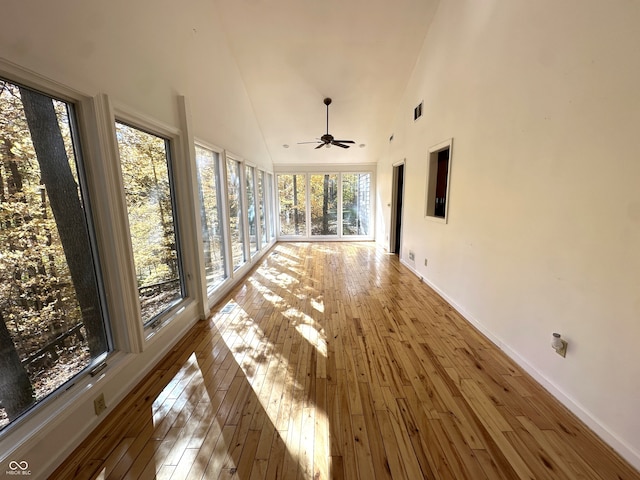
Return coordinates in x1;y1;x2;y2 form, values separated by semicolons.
390;162;404;255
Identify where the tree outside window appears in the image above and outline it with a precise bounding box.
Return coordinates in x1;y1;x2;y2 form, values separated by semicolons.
0;80;108;430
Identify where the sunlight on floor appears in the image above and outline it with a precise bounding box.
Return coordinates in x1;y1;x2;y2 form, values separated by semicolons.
295;322;328;358
311;297;325;313
207;266;331;478
248;276;286;307
114;251;334;478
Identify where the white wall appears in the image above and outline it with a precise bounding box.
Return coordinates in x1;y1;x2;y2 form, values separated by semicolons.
377;0;640;469
0;0;272;168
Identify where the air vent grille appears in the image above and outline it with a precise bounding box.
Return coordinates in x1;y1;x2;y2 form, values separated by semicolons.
414;102;423;121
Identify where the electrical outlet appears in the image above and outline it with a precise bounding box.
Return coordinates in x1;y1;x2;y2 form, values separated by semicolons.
424;258;428;267
94;393;107;416
409;251;415;261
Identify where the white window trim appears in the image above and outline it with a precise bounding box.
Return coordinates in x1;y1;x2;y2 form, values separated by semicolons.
340;171;375;240
223;151;252;278
110;100;195;343
274;168;376;241
0;59;127;467
244;163;260;257
193;140;232;301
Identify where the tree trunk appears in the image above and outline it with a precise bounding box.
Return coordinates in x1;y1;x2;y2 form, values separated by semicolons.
19;87;107;357
0;312;34;420
322;174;329;234
293;175;299;235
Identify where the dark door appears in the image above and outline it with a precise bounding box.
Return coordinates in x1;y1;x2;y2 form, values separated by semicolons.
393;164;404;255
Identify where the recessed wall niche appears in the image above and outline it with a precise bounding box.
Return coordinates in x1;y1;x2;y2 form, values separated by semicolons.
425;138;453;223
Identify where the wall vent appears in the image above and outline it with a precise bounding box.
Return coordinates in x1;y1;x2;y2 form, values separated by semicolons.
414;102;423;121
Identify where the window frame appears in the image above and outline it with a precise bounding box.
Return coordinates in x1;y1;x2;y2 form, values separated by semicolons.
111;104;194;339
194;140;230;294
244;163;260;256
257;169;268;247
223;151;250;274
310;172;339;238
266;172;276;241
277;172;309;238
0;62;115;440
274;165;376;241
341;171;373;238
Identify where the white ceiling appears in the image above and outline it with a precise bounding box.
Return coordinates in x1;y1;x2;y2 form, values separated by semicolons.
211;0;439;165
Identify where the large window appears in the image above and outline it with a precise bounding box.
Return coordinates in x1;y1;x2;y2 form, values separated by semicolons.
245;165;258;255
311;174;338;236
226;157;246;270
116;121;184;325
342;173;371;236
267;173;276;241
276;171;372;239
195;145;227;291
0;79;109;430
278;174;306;236
258;170;267;246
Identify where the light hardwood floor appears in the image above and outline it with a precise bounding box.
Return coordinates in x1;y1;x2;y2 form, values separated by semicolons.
52;242;640;479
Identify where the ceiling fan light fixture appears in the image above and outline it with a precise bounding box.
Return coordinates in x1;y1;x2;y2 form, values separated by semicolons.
299;97;355;150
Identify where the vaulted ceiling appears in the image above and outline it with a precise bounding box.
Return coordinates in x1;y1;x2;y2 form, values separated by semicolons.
212;0;440;165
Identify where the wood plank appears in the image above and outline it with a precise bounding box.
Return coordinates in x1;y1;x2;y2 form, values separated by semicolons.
50;243;640;480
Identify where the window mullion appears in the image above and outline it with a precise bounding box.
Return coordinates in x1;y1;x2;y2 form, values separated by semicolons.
220;151;233;278
337;173;343;239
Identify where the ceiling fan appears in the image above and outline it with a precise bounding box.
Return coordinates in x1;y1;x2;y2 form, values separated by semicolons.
298;97;355;149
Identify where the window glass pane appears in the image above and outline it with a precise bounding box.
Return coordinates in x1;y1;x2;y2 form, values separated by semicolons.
342;173;371;236
258;170;267;245
226;158;246;270
267;173;275;240
116;121;184;325
0;80;108;430
278;174;306;236
245;165;258;254
311;174;338;235
195;146;227;291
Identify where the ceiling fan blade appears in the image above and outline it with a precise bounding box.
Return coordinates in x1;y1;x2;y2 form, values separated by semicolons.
300;98;354;149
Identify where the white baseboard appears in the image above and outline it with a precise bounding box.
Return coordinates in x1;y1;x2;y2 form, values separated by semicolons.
399;258;640;472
